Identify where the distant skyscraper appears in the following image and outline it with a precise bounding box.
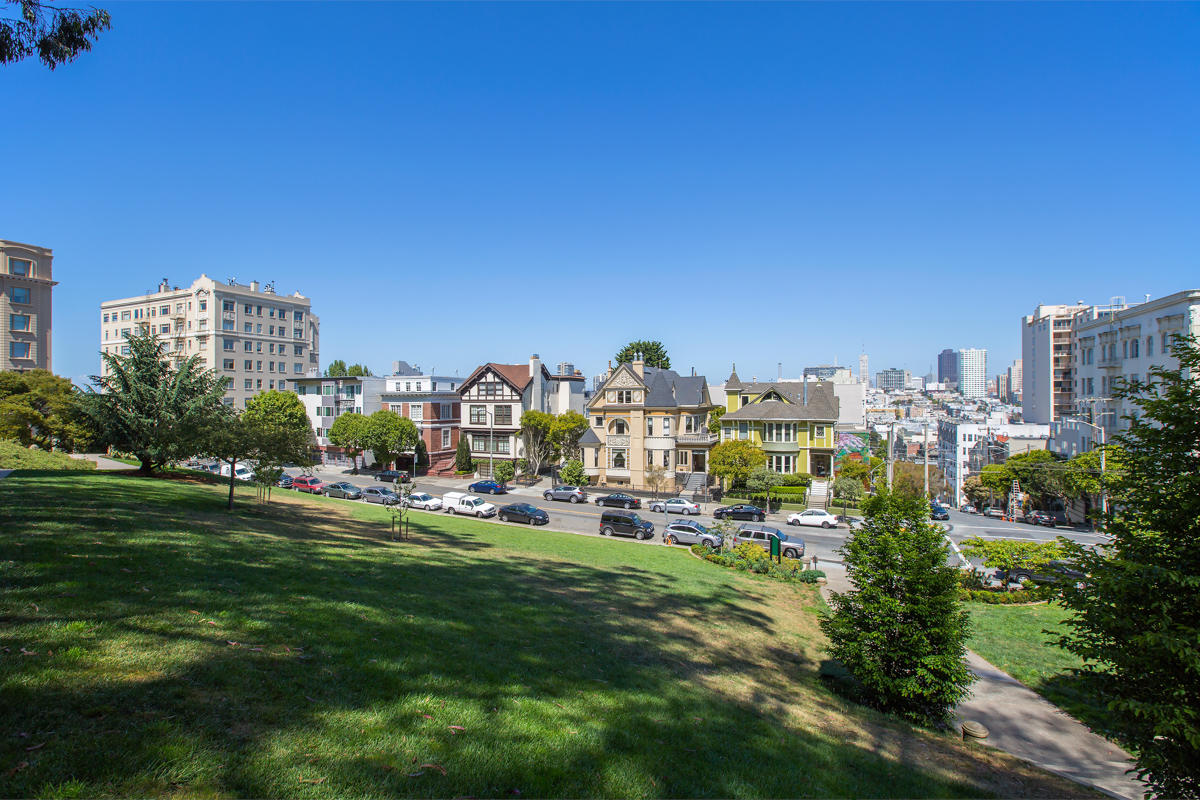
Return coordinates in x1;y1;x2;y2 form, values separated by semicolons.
803;364;852;383
937;348;959;385
557;361;575;376
875;368;910;392
859;352;869;385
957;348;988;399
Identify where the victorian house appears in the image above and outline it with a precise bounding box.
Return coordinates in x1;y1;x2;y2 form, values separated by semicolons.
579;358;718;492
719;369;841;477
458;355;553;478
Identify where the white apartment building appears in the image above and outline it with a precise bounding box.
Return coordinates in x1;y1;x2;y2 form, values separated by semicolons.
1;239;55;373
548;369;587;415
956;348;988;399
858;353;869;385
937;418;1049;506
101;275;319;407
1021;303;1088;423
1070;289;1200;433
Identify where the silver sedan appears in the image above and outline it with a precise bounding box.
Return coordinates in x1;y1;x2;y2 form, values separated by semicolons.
324;482;362;500
649;497;701;515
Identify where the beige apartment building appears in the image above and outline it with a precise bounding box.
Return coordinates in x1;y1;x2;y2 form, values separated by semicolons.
1;239;55;373
101;274;319;407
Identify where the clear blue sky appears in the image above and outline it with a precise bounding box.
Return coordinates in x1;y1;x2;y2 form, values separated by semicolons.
4;2;1197;387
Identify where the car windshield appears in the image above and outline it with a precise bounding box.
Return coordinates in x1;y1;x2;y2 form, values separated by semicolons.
629;514;644;524
413;494;429;501
380;489;395;496
689;522;710;534
470;498;485;506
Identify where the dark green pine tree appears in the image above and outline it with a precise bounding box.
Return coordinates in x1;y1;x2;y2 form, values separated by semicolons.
82;329;229;474
454;434;473;473
1057;335;1200;797
820;486;973;726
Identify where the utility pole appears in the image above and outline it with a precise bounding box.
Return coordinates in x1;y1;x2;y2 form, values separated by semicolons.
923;418;929;499
886;424;894;487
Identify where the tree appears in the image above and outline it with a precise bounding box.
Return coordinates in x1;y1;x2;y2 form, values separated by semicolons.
959;537;1062;588
645;464;670;498
614;340;670;369
324;360;348;378
244;390;314;504
0;369;92;452
346;364;373;377
1;0;110;69
1062;446;1125;506
745;465;782;495
364;410;418;470
1004;450;1068;507
707;406;725;435
1056;335;1200;796
549;410;589;462
454;435;473;473
978;463;1012;499
492;460;515;484
519;410;557;476
832;474;864;501
820;487;973;726
836;455;870;485
708;439;766;490
961;476;988;507
327;412;369;474
891;461;946;501
559;458;586;487
415;438;429;469
81;329;228;474
201;410;256;511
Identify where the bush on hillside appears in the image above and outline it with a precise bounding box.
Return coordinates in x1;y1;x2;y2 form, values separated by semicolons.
0;439;96;471
690;543;825;584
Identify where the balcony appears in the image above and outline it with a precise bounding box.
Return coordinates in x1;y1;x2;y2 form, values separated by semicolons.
583;466;601;476
644;435;676;450
676;432;717;445
607;434;631;447
606;467;631;478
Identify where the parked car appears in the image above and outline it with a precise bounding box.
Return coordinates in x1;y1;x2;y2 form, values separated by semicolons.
983;506;1007;519
544;485;588;503
361;486;400;505
443;492;497;518
599;510;655;540
403;492;442;511
292;476;326;494
324;482;362;500
649;497;701;515
596;493;641;509
374;470;409;483
220;463;255;482
662;520;722;549
469;480;508;495
1005;560;1086;586
786;509;839;528
1023;509;1054;526
959;504;979;514
930;505;949;521
276;474;294;489
732;523;806;559
713;504;767;522
499;503;549;525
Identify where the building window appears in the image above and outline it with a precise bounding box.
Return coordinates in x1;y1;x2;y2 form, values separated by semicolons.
494;405;512;425
223;300;235;312
268;307;275;318
222;320;235;330
1146;336;1153;357
1162;332;1169;352
470;405;486;425
614;420;626;435
472;435;487;452
594;416;603;427
1122;341;1128;359
297;384;307;396
257;379;264;390
120;310;131;321
103;313;110;323
294;310;303;321
677;450;689;466
616;390;633;403
223;339;235;351
268;325;275;336
10;287;31;305
738;422;748;439
10;314;30;331
256;342;262;352
442;428;451;449
1130;339;1139;358
160;324;170;334
269;343;275;354
244;322;252;333
223;359;235;370
593;449;600;467
256;360;263;371
244;341;252;352
610;448;627;469
244;379;253;389
294;363;302;373
294;345;303;356
199;300;207;311
662;418;671;435
723;426;731;440
121;346;131;355
647;418;654;436
8;258;32;276
647;449;654;466
440;403;452;418
9;341;30;358
815;425;825;439
269;380;276;390
268;362;275;372
410;404;423;421
662;450;670;467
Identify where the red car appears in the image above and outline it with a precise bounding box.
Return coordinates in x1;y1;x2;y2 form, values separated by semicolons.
292;476;326;494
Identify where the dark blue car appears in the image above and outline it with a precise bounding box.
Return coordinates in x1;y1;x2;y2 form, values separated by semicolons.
498;503;548;525
930;505;949;521
468;480;508;495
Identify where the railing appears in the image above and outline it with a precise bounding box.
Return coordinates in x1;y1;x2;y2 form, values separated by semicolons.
675;432;717;445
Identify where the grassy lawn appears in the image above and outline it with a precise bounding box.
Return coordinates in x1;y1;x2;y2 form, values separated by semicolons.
967;604;1110;738
0;472;1098;799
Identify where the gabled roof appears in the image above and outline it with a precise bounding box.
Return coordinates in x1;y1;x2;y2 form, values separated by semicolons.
588;364;713;410
459;362;550;394
725;367;744;391
579;427;602;446
722;381;840;422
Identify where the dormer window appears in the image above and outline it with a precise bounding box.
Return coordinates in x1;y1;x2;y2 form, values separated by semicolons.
617;390;633;403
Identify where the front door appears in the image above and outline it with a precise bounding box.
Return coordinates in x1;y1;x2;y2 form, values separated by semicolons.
692;451;706;472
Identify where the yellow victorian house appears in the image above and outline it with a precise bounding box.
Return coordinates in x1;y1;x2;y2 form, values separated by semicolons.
719;369;841;477
579;358;718;493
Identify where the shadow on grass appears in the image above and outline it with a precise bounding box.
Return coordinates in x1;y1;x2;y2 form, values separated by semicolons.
0;473;1086;799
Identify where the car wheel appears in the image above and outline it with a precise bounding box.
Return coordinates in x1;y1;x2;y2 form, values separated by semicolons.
499;514;509;522
788;519;798;526
624;502;631;509
667;535;677;545
477;511;485;518
753;514;762;522
784;548;798;559
601;527;613;536
544;493;552;500
448;507;456;514
323;490;330;497
490;489;497;495
569;496;578;504
822;521;831;528
701;538;714;548
635;531;646;540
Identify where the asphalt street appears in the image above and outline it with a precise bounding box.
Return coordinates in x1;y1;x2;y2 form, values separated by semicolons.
274;466;1110;569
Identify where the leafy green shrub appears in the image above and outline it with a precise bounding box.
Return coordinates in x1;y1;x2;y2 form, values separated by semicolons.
958;586;1054;604
691;543;825;584
0;440;96;471
781;473;813;487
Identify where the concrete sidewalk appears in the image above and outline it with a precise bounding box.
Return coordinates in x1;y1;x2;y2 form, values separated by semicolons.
819;576;1145;799
71;453;137;471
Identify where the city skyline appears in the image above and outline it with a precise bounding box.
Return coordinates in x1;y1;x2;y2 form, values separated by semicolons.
2;3;1196;387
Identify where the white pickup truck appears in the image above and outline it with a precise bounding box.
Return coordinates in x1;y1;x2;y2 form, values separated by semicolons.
442;492;497;518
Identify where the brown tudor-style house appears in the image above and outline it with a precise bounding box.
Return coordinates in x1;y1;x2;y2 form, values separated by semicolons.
457;355;552;478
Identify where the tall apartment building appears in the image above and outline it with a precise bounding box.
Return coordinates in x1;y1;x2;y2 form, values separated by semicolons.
1021;303;1088;423
1070;289;1200;433
1006;359;1023;404
858;352;869;385
875;368;910;392
803;364;853;383
101;275;319;408
1;239;55;373
936;348;959;386
957;348;988;399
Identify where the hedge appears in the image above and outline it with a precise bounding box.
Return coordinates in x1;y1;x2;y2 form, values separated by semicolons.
690;543;826;584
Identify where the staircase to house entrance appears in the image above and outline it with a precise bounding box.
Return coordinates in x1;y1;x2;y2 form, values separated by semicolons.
807;478;830;510
683;471;707;494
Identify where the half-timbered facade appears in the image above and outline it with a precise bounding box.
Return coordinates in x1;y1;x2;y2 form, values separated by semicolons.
457;355;552;478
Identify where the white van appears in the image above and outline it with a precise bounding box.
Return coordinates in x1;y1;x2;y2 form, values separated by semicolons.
442;492;497;518
219;463;256;482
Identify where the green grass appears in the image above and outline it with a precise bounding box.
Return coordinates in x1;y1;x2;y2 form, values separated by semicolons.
0;473;1098;798
967;604;1111;737
0;440;96;471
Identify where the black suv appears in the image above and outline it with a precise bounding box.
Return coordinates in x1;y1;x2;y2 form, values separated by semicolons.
599;510;655;540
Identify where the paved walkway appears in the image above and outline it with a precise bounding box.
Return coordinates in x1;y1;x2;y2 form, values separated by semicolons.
819;575;1145;799
71;453;137;470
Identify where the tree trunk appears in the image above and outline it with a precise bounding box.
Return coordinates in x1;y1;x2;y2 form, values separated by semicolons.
227;459;237;511
139;456;154;475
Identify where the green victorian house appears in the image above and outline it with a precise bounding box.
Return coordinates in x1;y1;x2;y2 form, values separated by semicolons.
720;368;841;477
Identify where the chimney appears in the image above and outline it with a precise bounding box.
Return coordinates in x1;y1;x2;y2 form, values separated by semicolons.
250;281;260;292
530;354;544;410
632;354;644;379
803;378;808;405
159;278;170;293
